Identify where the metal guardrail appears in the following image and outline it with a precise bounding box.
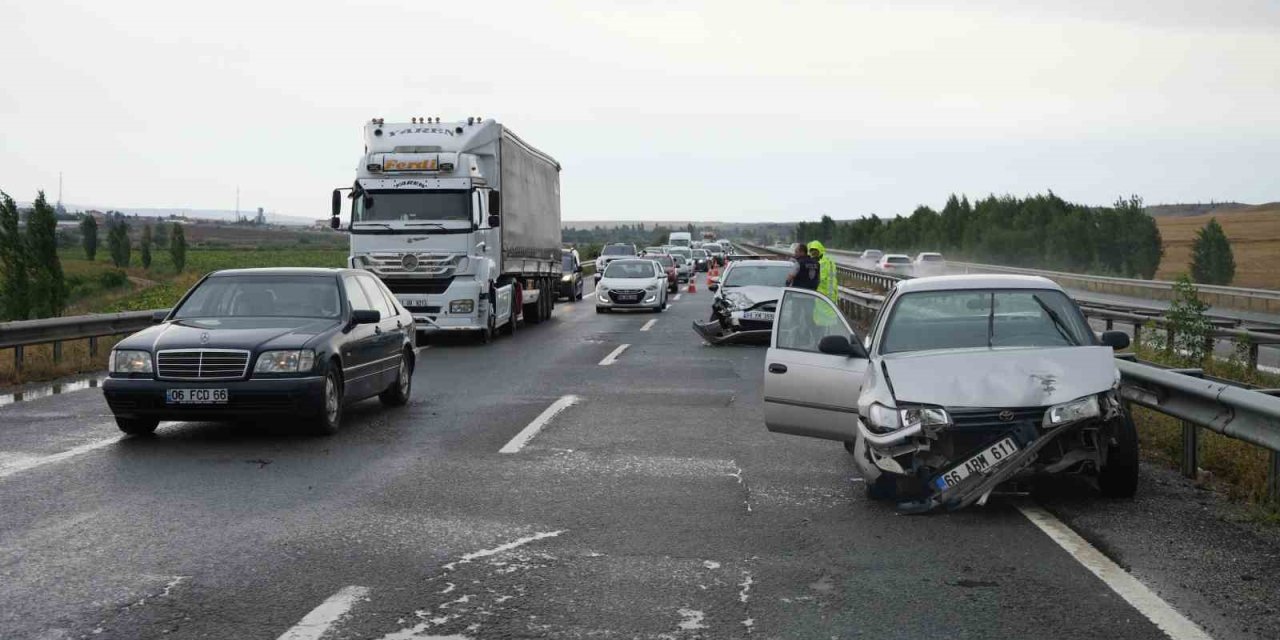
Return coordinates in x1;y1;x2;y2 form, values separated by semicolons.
742;242;1280;372
0;310;161;374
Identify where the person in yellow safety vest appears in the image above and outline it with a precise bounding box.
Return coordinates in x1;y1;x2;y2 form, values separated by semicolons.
807;240;840;327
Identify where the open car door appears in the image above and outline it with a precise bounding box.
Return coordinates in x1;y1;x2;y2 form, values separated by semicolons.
763;289;870;441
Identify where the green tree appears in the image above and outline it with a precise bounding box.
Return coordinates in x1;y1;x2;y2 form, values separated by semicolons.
80;215;99;260
153;220;168;249
1164;275;1212;364
108;219;131;267
170;223;187;272
140;224;153;268
27;191;67;318
1189;217;1235;285
0;191;30;320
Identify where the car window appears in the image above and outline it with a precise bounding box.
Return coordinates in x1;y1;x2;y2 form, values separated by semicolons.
656;255;674;267
604;261;658;279
342;276;375;313
172;276;342;319
602;245;635;256
357;275;394;318
879;289;1091;354
776;290;852;353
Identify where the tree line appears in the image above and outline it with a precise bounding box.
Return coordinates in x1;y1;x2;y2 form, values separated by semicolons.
0;190;187;321
793;192;1164;279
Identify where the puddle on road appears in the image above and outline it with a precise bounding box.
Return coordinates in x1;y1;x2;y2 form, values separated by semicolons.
0;374;107;408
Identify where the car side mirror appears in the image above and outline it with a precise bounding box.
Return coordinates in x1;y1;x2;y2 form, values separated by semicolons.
331;189;342;217
1100;330;1130;350
351;309;381;325
151;309;170;323
487;213;500;228
488;191;501;215
818;334;866;358
708;283;719;291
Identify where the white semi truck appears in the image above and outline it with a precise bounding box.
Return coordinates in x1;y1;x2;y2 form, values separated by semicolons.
331;118;562;343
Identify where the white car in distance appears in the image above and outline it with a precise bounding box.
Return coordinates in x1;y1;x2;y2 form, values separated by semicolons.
878;254;913;274
596;259;669;314
914;252;947;275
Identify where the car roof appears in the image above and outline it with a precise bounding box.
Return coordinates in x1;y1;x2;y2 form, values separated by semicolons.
916;252;942;257
894;274;1064;293
210;267;347;277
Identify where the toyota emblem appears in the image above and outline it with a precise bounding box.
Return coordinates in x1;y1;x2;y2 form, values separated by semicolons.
401;254;420;271
199;332;210;345
998;410;1015;422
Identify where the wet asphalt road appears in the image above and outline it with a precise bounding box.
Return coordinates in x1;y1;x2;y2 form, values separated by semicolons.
2;287;1278;639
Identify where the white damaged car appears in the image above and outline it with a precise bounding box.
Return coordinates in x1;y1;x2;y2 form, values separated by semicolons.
762;274;1137;512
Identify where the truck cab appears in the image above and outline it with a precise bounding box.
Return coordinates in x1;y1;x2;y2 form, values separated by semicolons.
332;118;562;343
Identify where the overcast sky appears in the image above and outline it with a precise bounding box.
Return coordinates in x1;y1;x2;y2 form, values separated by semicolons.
2;0;1278;222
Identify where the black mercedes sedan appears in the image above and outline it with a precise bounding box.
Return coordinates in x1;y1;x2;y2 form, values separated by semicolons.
102;268;416;435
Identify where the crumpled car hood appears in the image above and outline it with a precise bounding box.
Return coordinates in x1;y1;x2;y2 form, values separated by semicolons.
882;346;1116;408
720;285;781;306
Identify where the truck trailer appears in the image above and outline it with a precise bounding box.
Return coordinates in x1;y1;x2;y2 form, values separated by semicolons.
331;118;562;343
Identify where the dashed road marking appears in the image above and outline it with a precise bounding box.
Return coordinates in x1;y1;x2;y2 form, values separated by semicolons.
0;437;121;480
276;585;370;640
499;395;580;454
1017;502;1212;640
673;294;683;301
598;344;630;366
640;319;657;332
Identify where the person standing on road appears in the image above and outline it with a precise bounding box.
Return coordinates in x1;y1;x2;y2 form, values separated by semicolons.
787;242;820;290
807;240;838;301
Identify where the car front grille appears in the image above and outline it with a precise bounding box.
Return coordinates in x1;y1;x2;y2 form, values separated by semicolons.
156;350;250;380
608;289;646;304
948;406;1047;430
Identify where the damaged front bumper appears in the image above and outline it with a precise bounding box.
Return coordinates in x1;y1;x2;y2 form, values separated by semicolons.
692;319;771;346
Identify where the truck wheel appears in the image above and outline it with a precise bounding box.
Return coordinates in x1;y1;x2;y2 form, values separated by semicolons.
1098;414;1140;498
542;281;554;318
525;288;544;324
503;293;519;336
479;310;495;343
116;417;159;436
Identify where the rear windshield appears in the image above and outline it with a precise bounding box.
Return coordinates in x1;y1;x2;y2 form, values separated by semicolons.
693;250;708;258
602;245;635;256
863;251;883;258
655;255;675;267
562;254;576;270
174;276;341;319
879;289;1092;354
722;264;792;288
886;256;911;264
604;260;657;278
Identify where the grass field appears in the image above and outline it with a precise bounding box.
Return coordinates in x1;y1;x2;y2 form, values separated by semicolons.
1153;203;1280;289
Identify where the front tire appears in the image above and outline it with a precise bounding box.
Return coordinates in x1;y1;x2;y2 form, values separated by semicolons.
310;369;343;435
1098;414;1140;498
379;353;412;407
116;417;158;436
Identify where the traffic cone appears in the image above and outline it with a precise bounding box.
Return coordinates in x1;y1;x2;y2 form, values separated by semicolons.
687;278;697;293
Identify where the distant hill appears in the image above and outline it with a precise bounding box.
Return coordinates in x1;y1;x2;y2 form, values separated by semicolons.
16;201;318;227
1144;202;1258;217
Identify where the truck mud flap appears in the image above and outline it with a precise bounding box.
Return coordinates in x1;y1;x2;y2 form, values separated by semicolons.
692;321;770;346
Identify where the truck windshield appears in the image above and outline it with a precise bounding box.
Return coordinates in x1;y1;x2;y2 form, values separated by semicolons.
356;190;470;224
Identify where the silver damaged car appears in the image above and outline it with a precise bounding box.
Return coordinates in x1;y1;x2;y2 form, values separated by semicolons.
762;274;1137;512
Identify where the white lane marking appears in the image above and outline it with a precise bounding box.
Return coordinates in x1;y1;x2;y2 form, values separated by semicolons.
677;608;707;630
1017;503;1212;640
442;530;567;571
276;585;370;640
673;294;683;301
499;395;580;454
0;437;121;480
598;344;630;366
640;319;657;332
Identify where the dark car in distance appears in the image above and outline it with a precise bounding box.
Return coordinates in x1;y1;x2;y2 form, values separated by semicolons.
559;250;585;300
102;268;417;436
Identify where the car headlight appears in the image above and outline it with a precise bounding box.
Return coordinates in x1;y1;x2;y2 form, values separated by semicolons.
254;350;316;374
1044;395;1100;427
562;274;573;282
866;403;900;433
899;406;951;431
111;350;152;374
598;284;609;293
645;283;658;292
449;299;475;314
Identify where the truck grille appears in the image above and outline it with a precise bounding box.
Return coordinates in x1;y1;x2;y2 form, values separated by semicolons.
363;252;461;277
380;278;454;295
156;350;250;380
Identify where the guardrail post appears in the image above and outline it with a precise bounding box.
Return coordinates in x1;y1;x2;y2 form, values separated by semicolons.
1181;421;1199;479
13;345;22;374
1248;342;1260;372
1132;322;1142;347
1105;318;1114;330
1165;327;1175;353
89;336;99;358
52;340;62;363
1268;451;1280;507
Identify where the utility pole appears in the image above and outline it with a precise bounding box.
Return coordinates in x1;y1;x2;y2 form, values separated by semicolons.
235;186;241;223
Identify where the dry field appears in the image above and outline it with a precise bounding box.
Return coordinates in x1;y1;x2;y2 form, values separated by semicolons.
1154;203;1280;289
